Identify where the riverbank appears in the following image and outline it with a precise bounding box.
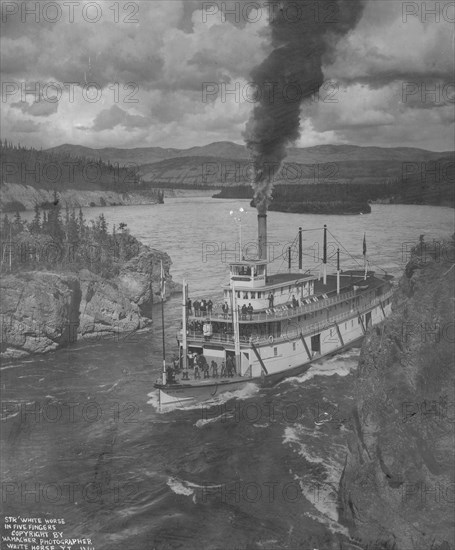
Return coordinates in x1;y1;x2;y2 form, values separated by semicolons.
338;236;455;549
0;182;163;211
266;200;371;215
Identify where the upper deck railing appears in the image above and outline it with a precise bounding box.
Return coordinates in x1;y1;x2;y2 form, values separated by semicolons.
189;281;392;324
184;287;394;346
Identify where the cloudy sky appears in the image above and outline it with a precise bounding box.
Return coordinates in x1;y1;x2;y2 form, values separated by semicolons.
1;0;454;151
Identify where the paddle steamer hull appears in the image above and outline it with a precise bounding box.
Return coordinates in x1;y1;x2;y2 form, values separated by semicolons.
154;215;394;406
155;287;392;404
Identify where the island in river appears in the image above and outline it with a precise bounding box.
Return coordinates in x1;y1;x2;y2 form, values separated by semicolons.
0;204;180;359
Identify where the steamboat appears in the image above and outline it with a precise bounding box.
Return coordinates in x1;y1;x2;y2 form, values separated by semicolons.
154;213;394;405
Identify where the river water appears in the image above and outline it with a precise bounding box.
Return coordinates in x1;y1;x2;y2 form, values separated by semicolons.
1;199;453;550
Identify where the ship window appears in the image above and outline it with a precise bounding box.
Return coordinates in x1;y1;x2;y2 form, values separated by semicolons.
330;329;333;337
237;292;241;298
274;347;278;356
243;292;248;299
293;342;296;351
250;292;256;299
345;323;347;330
351;320;354;327
257;292;261;298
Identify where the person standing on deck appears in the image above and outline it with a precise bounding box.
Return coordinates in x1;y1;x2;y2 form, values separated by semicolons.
201;299;207;317
194;363;201;379
241;304;247;320
187;298;192;315
247;303;253;320
207;299;213;316
211;360;218;378
220;360;226;377
268;293;274;308
194;299;200;317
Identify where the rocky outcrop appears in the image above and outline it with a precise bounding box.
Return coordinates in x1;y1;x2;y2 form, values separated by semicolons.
0;182;161;210
1;271;81;357
338;237;455;550
0;247;180;358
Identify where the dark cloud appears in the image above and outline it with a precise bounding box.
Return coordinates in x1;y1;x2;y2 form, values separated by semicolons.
11;100;59;117
1;0;453;151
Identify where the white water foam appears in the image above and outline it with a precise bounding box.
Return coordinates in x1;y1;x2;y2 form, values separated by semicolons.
166;476;226;505
281;349;360;387
283;424;348;535
166;477;195;497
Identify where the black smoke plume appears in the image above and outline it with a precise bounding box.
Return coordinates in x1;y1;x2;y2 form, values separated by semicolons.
244;0;366;214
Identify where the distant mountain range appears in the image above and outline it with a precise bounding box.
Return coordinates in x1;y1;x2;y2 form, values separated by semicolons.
47;141;452;167
45;142;453;193
2;141;451;209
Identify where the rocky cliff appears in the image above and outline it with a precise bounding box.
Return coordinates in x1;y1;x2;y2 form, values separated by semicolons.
338;237;455;550
0;247;180;358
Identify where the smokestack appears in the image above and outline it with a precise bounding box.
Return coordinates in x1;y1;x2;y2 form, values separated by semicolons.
258;214;267;260
244;0;366;211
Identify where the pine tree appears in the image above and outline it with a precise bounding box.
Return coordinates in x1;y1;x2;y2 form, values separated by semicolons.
78;208;85;237
48;190;64;241
99;214;108;236
29;204;41;233
13;210;23;234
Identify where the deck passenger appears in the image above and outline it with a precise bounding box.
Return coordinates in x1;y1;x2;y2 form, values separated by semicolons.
226;356;235;377
187;298;192;315
222;301;229;318
166;366;175;384
194;365;201;379
241;304;247;320
268;293;274;308
207;300;213;315
247;303;253;320
220;361;226;377
194;300;200;317
211;360;218;378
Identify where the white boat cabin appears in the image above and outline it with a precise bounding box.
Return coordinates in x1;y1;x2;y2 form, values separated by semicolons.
223;260;317;311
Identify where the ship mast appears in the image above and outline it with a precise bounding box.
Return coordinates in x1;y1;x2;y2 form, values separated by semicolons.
160;261;166;386
182;280;188;371
231;282;241;375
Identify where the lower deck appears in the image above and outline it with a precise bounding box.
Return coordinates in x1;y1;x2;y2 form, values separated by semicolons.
173;284;393;384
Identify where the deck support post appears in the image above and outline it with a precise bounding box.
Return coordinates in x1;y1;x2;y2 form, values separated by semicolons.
300;333;312;360
251;342;268;375
357;311;366;334
334;321;344;347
